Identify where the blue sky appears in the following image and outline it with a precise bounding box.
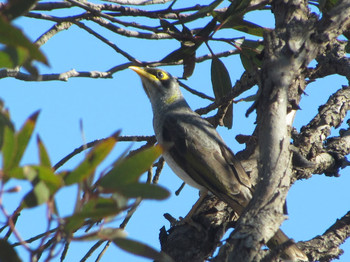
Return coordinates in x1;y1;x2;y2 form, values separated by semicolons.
1;1;350;261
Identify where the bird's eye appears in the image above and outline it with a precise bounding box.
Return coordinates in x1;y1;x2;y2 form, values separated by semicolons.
156;71;165;79
156;70;169;81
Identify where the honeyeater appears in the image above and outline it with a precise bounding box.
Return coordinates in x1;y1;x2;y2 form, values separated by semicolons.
130;66;308;261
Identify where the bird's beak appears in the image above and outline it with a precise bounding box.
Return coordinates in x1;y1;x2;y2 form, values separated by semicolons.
129;66;158;82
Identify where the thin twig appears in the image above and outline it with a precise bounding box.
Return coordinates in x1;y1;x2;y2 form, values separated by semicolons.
53;135;156;170
178;80;214;101
80;240;105;262
119;198;142;229
95;240;112;262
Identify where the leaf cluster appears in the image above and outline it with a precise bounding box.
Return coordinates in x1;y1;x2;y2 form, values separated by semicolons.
0;103;170;261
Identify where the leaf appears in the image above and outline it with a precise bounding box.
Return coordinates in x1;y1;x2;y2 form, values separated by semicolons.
23;180;50;208
64;135;118;185
161;45;195;64
232;20;268;37
37;135;51;167
319;0;339;12
237;39;264;71
177;0;224;24
196;18;218;39
161;19;217;63
75;228;128;241
160;19;182;40
12;110;40;168
240;94;258;102
182;51;196;79
213;13;268;37
0;46;28;68
2;111;40;172
113;237;172;261
0;239;22;262
20;166;63;208
1;0;38;21
0;15;48;67
2;126;16;173
222;0;252;19
211;57;233;129
345;41;350;53
64;197;122;234
0;101;14;149
115;183;169;200
98;145;163;190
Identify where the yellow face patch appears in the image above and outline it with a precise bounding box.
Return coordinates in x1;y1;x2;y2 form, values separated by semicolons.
129;66;170;83
155;70;170;81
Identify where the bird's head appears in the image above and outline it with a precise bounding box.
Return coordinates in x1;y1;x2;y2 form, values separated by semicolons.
129;66;183;107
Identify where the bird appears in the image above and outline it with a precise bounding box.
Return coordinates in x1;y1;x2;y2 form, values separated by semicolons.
129;66;308;261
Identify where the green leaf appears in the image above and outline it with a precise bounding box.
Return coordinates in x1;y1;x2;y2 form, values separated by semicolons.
75;228;127;241
161;45;195;64
0;101;14;150
99;145;163;190
115;183;169;200
232;20;268;37
113;238;172;261
211;57;233;129
0;15;48;67
0;239;22;262
64;197;122;234
213;13;268;37
64;135;118;185
160;19;182;40
23;180;50;208
1;0;38;21
182;51;196;79
37;135;51;167
0;46;28;68
178;0;224;24
12;110;40;168
345;41;350;53
237;39;264;71
2;111;40;172
223;0;252;18
20;166;62;208
240;94;258;102
319;0;339;12
161;19;217;63
2;126;16;173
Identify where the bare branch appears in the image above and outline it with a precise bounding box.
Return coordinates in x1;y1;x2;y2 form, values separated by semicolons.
0;50;239;82
33;2;73;11
313;0;350;45
35;22;73;47
310;40;350;83
80;240;105;262
159;194;236;262
72;20;141;62
294;85;350;177
299;210;350;261
0;68;113;81
104;0;173;5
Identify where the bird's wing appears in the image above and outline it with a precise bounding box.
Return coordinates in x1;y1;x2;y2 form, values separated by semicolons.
161;112;252;211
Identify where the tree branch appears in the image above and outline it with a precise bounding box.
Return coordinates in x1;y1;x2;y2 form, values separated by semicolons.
294;85;350;178
299;210;350;262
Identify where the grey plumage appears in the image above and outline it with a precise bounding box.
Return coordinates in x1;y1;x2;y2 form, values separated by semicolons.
130;66;308;261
